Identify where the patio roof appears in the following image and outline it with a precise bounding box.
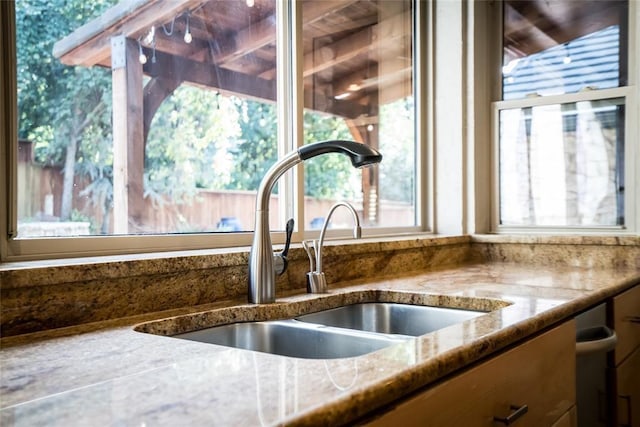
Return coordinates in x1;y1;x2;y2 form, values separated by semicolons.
53;0;413;121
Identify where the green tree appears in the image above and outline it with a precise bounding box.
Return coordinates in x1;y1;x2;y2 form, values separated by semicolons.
379;98;415;203
16;0;115;223
224;104;356;199
225;100;279;191
145;87;241;203
303;111;356;199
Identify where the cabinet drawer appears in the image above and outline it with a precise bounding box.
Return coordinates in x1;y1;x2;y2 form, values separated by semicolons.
613;285;640;365
366;321;576;427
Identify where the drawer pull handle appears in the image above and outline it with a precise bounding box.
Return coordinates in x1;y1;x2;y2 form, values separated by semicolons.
494;404;528;425
627;316;640;324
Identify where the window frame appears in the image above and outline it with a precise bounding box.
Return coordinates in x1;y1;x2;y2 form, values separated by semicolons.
1;0;431;262
490;0;639;234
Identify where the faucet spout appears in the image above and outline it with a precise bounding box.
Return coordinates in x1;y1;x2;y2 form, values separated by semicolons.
316;201;361;274
248;140;381;304
304;201;361;294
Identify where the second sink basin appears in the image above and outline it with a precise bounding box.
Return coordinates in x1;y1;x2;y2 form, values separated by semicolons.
174;319;406;359
296;302;484;336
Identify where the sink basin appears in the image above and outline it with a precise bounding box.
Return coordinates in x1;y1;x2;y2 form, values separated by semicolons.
141;296;498;360
295;302;484;336
173;320;406;359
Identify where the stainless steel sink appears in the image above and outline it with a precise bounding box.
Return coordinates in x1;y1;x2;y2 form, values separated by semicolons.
173;320;406;359
166;301;487;359
295;302;484;336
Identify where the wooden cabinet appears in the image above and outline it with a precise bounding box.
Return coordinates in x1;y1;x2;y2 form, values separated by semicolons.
365;321;576;427
616;347;640;427
612;285;640;366
611;285;640;427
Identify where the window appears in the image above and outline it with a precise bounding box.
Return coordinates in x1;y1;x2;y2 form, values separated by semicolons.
2;0;423;260
301;1;416;230
494;0;636;230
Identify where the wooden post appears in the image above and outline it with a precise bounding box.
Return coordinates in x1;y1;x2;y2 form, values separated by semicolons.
111;36;144;233
346;118;379;226
363;118;380;226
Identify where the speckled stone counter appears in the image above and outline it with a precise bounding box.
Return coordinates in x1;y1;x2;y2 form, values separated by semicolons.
1;257;639;426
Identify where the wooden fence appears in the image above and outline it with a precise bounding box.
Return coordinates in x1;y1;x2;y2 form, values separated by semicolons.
17;141;413;235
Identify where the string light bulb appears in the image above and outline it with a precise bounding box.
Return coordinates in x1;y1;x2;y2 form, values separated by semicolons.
184;12;192;44
138;39;147;64
246;0;254;7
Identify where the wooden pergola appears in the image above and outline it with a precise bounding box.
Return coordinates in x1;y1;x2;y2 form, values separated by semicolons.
53;0;413;233
503;0;626;64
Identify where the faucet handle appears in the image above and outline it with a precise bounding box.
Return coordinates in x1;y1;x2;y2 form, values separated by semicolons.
273;218;294;275
303;239;328;293
302;239;316;273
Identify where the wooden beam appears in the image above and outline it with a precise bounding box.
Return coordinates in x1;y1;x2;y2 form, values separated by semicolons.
310;61;411;109
54;0;205;66
303;12;408;78
143;49;276;102
504;0;623;58
111;36;145;233
143;48;366;118
212;1;358;67
54;0;360;68
215;53;276;77
303;27;372;79
256;11;410;83
302;87;368;119
143;76;184;146
150;30;210;63
503;2;562;57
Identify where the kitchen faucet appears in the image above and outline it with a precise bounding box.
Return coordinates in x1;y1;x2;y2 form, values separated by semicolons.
248;140;382;304
303;201;361;294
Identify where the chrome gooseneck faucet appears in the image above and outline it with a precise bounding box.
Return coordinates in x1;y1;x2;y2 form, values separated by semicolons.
248;140;382;304
303;201;361;294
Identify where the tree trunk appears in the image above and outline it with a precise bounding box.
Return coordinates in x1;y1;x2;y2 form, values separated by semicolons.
60;131;78;221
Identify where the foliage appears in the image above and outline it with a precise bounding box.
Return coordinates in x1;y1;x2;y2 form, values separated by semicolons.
145;87;241;202
224;100;279;192
16;0;115;165
223;105;357;198
16;0;115;222
379;98;415;203
69;209;98;234
303;112;356;199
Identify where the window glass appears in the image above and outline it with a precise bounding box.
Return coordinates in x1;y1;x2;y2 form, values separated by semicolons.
498;0;628;228
15;0;278;237
301;0;416;230
499;98;625;226
502;0;627;99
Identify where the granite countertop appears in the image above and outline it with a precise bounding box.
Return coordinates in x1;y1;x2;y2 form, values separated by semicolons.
1;262;639;426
